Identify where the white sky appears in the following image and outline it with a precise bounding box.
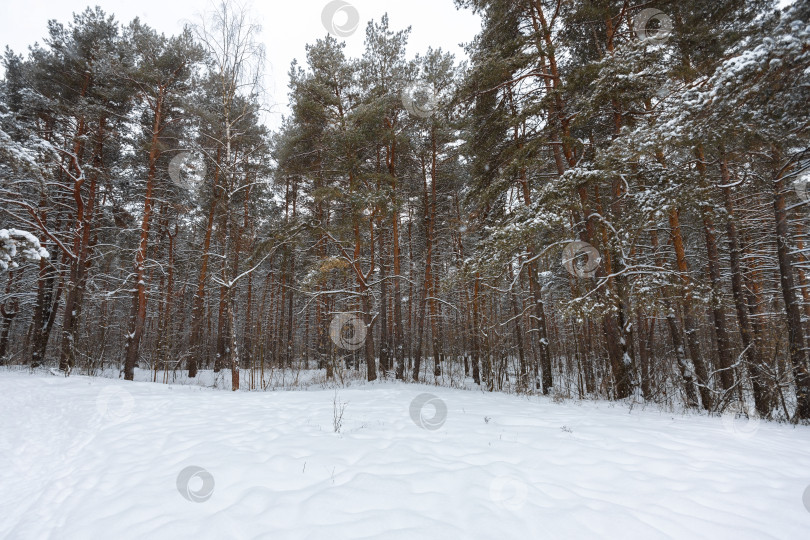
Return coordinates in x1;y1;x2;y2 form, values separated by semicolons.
0;0;482;130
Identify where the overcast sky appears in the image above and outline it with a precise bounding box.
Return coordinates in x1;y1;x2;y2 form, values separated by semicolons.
0;0;482;130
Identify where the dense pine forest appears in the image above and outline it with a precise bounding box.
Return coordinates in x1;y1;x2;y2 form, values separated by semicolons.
1;0;809;423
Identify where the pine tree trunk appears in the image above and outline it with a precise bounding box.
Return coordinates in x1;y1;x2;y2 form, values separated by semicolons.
30;246;61;365
771;155;810;419
124;98;163;381
188;147;221;378
60;113;101;374
0;273;18;361
720;157;769;416
668;208;712;410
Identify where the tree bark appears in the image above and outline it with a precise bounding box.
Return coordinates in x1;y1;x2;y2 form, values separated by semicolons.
771;154;810;419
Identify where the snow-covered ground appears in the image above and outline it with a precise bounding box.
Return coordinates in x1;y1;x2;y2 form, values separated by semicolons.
2;371;809;539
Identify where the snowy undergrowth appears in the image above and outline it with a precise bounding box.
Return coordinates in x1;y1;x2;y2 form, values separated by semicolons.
1;371;809;539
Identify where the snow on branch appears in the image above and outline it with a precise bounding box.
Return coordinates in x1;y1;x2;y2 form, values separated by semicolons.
0;229;50;271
